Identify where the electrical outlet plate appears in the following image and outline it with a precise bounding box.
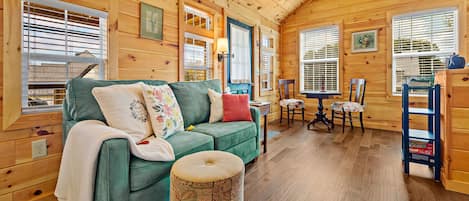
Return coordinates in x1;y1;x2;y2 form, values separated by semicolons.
32;139;47;159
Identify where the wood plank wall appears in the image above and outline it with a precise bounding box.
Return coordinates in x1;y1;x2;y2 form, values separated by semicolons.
280;0;469;131
0;0;280;200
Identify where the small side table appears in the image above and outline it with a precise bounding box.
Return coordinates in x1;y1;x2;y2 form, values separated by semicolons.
301;92;341;131
250;101;271;153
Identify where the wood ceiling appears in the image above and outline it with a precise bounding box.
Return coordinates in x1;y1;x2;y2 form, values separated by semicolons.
225;0;307;23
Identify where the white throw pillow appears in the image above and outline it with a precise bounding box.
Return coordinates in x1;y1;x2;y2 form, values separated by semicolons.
208;88;223;123
92;83;153;141
142;84;184;139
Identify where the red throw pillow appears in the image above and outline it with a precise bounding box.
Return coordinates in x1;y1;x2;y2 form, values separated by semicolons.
222;94;252;122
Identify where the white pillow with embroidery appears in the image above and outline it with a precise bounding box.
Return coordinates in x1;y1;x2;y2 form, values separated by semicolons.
92;83;152;142
142;84;184;139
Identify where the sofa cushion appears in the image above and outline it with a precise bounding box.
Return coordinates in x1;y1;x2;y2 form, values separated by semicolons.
169;80;221;128
225;137;258;164
208;89;223;123
192;121;257;150
66;78;167;122
129;131;214;191
92;83;153;141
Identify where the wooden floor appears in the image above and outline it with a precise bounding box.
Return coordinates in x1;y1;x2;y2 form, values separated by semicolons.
244;121;469;201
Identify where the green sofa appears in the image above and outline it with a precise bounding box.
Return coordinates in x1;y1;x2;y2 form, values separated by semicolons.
62;78;261;201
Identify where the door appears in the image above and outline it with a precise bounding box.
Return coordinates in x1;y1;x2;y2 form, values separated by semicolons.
227;18;253;98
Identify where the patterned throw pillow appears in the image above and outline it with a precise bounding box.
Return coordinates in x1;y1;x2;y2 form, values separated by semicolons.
92;83;153;142
142;84;184;139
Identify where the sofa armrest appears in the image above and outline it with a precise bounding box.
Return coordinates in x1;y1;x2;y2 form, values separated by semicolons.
250;107;261;153
94;139;130;201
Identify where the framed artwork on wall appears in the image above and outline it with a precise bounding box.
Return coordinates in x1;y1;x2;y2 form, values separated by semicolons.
351;30;377;53
140;2;163;40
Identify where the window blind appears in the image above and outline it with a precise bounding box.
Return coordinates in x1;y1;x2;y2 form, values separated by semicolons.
184;33;212;81
392;8;457;95
22;0;107;112
299;26;339;92
261;53;273;90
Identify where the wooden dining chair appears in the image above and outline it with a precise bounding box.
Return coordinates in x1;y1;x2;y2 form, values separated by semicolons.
278;79;305;127
331;79;366;133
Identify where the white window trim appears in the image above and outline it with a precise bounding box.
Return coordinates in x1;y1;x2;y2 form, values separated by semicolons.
391;7;459;96
299;25;340;93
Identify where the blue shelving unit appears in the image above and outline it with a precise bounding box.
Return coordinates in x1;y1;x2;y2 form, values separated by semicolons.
402;84;441;181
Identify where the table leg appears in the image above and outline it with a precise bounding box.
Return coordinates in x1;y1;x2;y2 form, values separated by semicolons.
307;97;332;131
308;97;322;129
263;114;267;153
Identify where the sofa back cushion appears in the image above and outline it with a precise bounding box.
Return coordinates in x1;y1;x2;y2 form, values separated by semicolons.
66;78;167;122
169;80;221;128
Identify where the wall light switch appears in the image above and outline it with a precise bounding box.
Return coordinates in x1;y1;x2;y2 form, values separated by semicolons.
32;139;47;159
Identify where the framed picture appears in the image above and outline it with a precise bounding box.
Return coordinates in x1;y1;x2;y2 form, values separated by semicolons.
351;30;377;53
140;2;163;40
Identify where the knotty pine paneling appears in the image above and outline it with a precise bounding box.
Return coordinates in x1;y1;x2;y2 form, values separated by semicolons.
12;179;57;201
0;1;66;198
0;0;281;200
280;0;469;131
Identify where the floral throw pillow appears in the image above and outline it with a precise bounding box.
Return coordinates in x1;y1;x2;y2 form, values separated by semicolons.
142;84;184;139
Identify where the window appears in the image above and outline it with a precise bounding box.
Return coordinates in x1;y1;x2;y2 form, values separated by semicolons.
392;8;458;95
22;0;107;112
262;36;274;49
299;26;339;92
260;34;275;91
184;33;213;81
261;53;274;91
184;5;212;31
230;23;252;84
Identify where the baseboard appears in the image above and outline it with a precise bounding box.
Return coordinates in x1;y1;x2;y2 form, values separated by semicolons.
442;171;469;195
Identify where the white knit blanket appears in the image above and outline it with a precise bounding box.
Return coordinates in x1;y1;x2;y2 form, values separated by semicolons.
55;120;175;201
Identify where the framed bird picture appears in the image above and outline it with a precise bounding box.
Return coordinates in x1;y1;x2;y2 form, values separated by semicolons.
140;2;163;40
351;30;377;53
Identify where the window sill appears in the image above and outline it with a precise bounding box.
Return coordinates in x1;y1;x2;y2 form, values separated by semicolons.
3;111;63;131
22;107;62;115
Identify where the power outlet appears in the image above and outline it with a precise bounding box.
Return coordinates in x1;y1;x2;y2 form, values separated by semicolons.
32;139;47;159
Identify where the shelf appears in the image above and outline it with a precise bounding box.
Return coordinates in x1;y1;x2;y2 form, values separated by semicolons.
409;108;434;115
402;84;440;181
405;129;435;141
408;152;434;158
409;158;435;166
407;86;433;90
